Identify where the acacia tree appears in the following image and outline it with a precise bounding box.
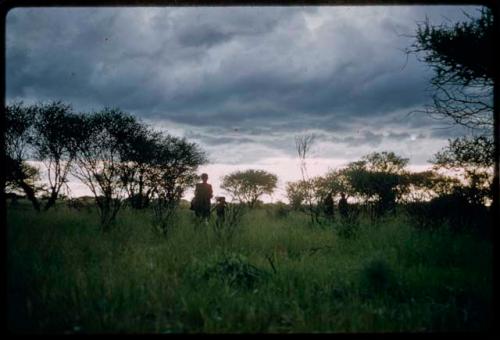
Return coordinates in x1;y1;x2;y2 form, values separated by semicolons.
409;7;496;209
148;135;207;234
120;129;162;209
4;102;42;211
70;108;146;230
285;180;310;210
221;169;277;208
121;130;207;217
402;170;461;203
409;7;494;130
343;152;410;216
432;135;494;205
285;176;337;224
31;101;80;211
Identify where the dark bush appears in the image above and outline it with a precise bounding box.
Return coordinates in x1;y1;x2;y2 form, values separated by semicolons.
406;192;490;233
273;202;291;219
359;257;396;297
198;253;269;289
336;204;361;238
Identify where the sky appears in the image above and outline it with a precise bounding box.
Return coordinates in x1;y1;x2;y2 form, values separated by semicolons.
6;5;483;202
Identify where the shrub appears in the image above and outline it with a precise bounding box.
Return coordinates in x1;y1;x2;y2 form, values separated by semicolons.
273;202;291;219
406;193;490;233
336;205;361;238
192;253;269;289
211;203;246;245
359;257;396;296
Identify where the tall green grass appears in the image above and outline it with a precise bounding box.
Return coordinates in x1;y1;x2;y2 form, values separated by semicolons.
7;203;492;333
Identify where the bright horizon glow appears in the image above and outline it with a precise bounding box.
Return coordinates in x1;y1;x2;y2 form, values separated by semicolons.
27;158;435;204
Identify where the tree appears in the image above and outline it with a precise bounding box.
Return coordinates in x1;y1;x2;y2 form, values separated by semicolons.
433;135;494;170
31;101;80;210
221;169;277;208
148;134;207;235
4;102;42;211
5;156;43;211
70;108;147;230
285;180;309;210
343;151;410;216
361;151;409;174
409;7;496;210
432;135;494;205
400;170;461;203
321;169;353;198
285;176;338;224
409;7;494;130
294;134;320;224
120;129;162;209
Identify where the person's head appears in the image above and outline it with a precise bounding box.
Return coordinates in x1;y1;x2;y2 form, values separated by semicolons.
340;192;346;199
201;173;208;183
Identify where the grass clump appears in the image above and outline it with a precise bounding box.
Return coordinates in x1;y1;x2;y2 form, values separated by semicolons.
358;256;397;297
189;252;270;289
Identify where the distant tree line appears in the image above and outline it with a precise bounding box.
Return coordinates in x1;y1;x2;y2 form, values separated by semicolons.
4;101;493;234
285;150;493;220
4;101;207;230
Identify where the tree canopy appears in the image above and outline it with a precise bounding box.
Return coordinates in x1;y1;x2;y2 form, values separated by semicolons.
409;7;494;130
221;169;278;208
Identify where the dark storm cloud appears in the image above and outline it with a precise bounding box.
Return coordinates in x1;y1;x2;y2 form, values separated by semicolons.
6;6;484;164
177;24;233;48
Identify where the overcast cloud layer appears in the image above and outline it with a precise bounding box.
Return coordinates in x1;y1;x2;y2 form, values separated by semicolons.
7;6;481;200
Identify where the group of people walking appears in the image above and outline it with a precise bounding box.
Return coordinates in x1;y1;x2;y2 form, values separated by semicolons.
190;173;350;223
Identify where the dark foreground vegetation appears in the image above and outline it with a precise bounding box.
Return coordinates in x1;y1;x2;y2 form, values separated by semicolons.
7;199;492;333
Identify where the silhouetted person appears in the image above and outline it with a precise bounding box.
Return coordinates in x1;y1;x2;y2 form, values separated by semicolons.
338;192;349;220
192;173;213;223
214;196;227;224
323;191;334;220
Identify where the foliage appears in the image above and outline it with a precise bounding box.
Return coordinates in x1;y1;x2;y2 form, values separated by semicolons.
4;156;43;211
7;204;492;332
360;151;409;174
151;198;179;237
119;129;162;209
409;7;493;129
4;102;43;211
5;102;36;162
285;177;334;225
193;253;269;289
211;202;247;246
359;256;396;296
272;201;291;219
432;136;494;205
336;204;361;239
149;135;207;207
406;192;490;234
221;169;278;208
342;152;410;216
409;7;496;210
433;135;494;169
31;101;80;210
285;180;310;210
70;108;149;230
401;170;460;203
320;169;353;198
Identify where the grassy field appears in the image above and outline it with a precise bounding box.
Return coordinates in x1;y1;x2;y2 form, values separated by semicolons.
7;201;492;333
